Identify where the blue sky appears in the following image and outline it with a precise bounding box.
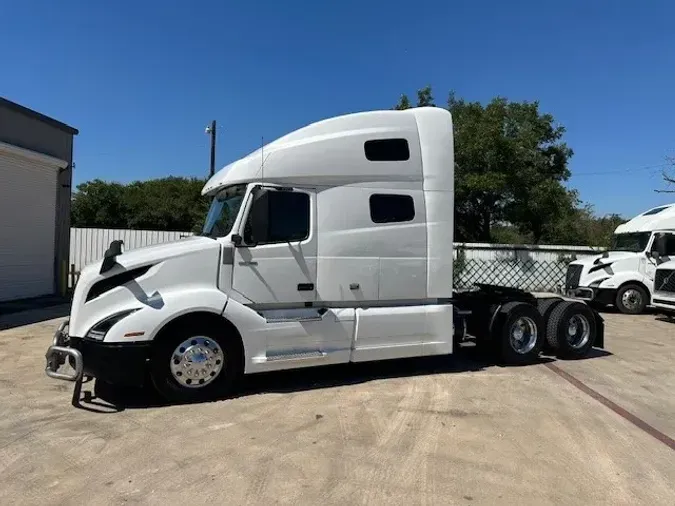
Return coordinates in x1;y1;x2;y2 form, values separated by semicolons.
2;0;675;218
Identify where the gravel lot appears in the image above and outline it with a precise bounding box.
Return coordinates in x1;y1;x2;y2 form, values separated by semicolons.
0;306;674;505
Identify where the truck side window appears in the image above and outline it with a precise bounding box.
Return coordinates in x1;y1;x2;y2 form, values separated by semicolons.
364;139;410;161
245;191;310;244
665;234;675;256
369;194;415;223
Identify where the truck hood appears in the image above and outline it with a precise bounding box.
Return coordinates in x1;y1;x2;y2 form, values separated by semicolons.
80;236;217;279
70;236;223;338
569;251;644;289
571;251;639;267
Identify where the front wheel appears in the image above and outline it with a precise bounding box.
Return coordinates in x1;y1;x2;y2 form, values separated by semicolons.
150;323;241;403
615;284;648;314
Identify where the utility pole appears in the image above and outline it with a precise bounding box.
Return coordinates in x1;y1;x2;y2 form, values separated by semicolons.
205;120;216;178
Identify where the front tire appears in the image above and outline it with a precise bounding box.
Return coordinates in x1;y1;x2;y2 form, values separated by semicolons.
615;284;648;314
150;322;241;403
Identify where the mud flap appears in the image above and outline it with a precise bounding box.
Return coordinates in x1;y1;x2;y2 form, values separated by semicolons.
593;310;605;348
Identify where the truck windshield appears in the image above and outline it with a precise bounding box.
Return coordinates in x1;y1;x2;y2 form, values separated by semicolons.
610;232;650;252
201;184;247;238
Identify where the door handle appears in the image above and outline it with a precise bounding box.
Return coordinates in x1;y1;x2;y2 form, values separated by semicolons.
238;261;258;266
297;283;314;291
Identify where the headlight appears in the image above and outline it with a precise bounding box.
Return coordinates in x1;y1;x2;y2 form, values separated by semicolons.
86;309;140;340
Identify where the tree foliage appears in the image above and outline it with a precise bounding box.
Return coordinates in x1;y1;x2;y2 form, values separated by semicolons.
71;176;210;232
395;86;624;245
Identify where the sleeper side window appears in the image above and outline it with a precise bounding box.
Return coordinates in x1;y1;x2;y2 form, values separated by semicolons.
364;139;410;161
244;190;310;244
369;194;415;224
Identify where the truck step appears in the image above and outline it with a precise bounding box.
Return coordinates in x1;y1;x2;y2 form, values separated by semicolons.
264;350;327;362
262;308;326;323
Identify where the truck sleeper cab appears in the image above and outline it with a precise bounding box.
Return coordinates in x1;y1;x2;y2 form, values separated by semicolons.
46;107;604;403
565;204;675;314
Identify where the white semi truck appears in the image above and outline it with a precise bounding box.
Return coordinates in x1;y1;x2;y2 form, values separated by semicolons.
46;107;604;403
565;204;675;314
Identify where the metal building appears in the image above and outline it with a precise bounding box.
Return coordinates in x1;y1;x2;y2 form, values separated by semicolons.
0;97;78;302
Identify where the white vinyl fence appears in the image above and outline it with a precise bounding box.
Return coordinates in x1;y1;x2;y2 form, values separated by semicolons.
69;228;605;292
69;228;193;283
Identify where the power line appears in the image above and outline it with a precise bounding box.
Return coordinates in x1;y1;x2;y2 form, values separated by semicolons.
572;163;670;177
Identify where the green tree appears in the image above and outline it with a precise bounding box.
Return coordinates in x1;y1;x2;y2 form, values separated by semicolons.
71;179;129;229
394;94;411;110
124;177;209;231
545;204;625;246
71;176;209;231
448;93;574;242
416;85;434;107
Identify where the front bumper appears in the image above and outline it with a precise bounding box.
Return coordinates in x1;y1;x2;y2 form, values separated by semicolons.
45;320;152;386
652;296;675;311
566;287;616;306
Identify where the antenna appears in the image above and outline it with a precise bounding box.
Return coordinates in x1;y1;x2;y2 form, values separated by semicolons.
261;136;264;183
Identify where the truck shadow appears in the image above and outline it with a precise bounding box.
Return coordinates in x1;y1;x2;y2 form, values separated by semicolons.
654;315;675;324
79;345;612;413
0;303;70;331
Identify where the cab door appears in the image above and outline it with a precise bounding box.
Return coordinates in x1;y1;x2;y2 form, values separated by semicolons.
231;186;317;306
649;232;675;280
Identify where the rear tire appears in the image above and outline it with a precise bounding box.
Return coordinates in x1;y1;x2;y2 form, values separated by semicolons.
536;298;563;320
615;284;648;314
494;302;545;365
536;298;563;353
546;301;597;359
150;322;242;403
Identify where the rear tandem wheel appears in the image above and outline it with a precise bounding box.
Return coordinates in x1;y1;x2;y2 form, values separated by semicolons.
493;302;546;365
545;301;597;359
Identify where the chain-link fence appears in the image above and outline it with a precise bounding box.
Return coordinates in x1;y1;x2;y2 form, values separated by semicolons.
453;245;596;292
453;258;572;292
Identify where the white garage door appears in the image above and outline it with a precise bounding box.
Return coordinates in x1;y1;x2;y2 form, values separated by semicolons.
0;144;63;301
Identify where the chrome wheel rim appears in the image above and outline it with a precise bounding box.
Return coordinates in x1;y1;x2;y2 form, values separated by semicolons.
509;316;537;354
170;337;224;388
566;314;590;349
621;289;643;311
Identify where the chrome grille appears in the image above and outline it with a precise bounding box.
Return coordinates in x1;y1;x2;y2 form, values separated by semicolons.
655;269;675;293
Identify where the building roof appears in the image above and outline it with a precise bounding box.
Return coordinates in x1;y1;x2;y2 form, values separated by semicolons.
0;97;78;135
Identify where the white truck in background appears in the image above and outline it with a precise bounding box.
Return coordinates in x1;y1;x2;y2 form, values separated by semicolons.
565;204;675;314
46;107;604;404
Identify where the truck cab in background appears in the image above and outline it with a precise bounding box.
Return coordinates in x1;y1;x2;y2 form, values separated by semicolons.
565;204;675;314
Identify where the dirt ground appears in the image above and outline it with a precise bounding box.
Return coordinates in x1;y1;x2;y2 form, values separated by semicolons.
0;306;674;505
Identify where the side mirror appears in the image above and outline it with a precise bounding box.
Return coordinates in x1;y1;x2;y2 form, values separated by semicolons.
651;250;660;260
231;234;243;247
